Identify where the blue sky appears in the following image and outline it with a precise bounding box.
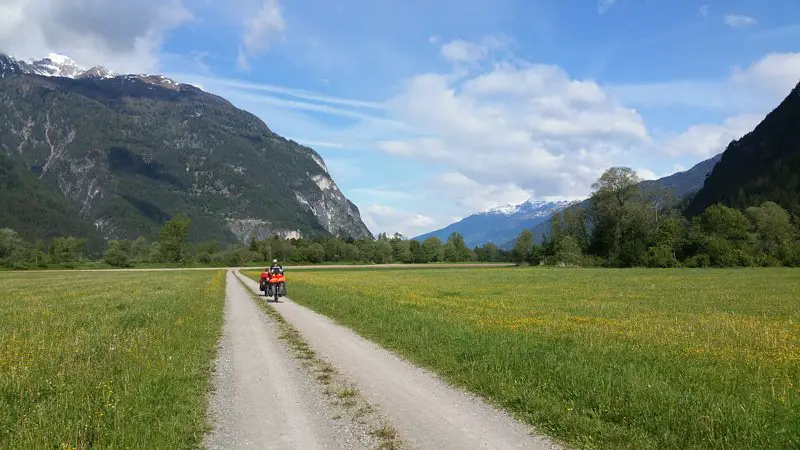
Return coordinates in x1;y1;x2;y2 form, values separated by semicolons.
2;0;799;236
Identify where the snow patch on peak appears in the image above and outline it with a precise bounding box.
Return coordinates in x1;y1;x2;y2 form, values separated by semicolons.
484;198;571;217
486;203;522;215
44;53;75;65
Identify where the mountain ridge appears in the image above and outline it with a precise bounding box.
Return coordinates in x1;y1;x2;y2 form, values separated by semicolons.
0;52;373;245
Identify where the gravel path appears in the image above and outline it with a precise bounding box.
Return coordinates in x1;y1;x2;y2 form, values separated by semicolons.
204;271;383;449
235;271;560;450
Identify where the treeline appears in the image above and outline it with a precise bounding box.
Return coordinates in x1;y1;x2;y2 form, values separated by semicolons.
512;167;800;268
1;214;511;269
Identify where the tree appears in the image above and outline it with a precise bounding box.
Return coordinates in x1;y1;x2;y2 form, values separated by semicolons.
589;167;642;262
554;235;583;266
303;243;325;263
689;204;752;267
158;213;192;263
249;237;258;252
442;240;458;262
421;237;443;262
374;240;393;263
104;240;132;268
0;228;27;268
447;232;471;261
130;237;150;262
483;242;500;262
391;238;413;263
409;239;425;263
745;201;795;263
512;229;534;265
48;236;87;264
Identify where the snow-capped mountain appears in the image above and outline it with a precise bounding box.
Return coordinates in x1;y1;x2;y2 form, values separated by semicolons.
17;53;116;79
0;53;190;91
413;198;571;248
485;199;571;219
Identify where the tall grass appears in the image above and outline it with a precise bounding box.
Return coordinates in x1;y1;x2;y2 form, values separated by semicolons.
0;270;225;449
244;267;800;449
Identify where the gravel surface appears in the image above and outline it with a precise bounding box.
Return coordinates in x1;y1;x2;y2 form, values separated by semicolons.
204;271;385;449
235;271;561;450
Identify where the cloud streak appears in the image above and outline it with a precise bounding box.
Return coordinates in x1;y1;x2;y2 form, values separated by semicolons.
725;14;758;29
238;0;285;70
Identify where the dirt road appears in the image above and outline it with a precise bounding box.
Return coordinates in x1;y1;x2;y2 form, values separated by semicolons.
232;271;558;449
204;271;381;449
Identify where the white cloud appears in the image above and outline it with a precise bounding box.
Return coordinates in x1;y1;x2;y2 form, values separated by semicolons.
362;204;436;236
597;0;617;14
661;114;762;158
699;5;709;19
610;52;800;113
0;0;191;73
439;36;510;63
731;52;800;95
430;172;532;212
378;56;649;200
237;0;285;70
725;14;758;29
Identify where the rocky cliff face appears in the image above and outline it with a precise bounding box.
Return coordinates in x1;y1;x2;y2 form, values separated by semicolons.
0;53;373;243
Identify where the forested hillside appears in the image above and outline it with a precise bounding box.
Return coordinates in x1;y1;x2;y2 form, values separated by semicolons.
687;81;800;217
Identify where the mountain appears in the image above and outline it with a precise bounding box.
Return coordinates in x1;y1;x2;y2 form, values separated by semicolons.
0;152;104;250
639;153;722;199
10;53;117;79
413;199;571;248
687;81;800;217
0;53;372;245
509;153;725;249
417;151;722;250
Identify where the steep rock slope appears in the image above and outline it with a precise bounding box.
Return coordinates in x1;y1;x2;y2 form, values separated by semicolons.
687;81;800;217
0;53;372;243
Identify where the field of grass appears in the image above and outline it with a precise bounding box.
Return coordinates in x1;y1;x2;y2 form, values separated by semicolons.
244;267;800;449
0;270;225;449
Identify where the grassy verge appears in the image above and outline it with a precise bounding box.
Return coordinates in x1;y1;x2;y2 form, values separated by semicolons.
234;274;402;449
243;267;800;449
0;270;226;448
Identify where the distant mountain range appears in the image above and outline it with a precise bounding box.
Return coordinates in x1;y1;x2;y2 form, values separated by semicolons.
414;199;571;248
0;52;372;248
416;153;723;249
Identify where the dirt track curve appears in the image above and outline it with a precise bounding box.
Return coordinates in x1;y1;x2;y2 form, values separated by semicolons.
204;270;559;449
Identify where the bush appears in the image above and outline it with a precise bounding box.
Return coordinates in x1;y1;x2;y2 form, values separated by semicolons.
104;247;132;268
648;245;679;268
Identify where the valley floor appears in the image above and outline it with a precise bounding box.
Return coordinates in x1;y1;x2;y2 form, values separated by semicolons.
3;267;797;449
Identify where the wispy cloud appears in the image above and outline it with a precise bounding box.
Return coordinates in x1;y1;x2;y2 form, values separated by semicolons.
725;14;758;29
699;4;709;19
597;0;617;15
608;52;800;112
238;0;285;70
199;77;386;110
